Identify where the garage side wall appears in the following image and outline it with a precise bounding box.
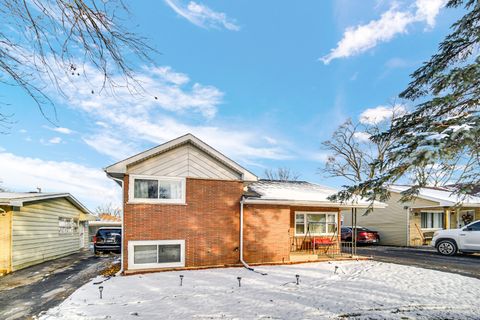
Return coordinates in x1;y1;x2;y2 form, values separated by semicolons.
12;198;82;271
0;205;12;275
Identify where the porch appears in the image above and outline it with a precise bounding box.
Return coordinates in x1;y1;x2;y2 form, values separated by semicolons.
289;236;354;262
409;206;480;246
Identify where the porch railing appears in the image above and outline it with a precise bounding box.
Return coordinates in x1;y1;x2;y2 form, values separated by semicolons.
290;236;353;257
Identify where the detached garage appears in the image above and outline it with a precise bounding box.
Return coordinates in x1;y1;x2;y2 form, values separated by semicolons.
0;192;96;275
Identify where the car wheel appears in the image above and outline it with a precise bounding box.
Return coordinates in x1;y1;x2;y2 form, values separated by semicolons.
436;239;457;256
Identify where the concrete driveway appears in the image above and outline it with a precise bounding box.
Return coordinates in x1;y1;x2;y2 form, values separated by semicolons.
357;245;480;279
0;251;116;320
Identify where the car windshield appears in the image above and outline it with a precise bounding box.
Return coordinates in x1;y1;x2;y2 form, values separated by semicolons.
98;229;121;238
344;227;372;232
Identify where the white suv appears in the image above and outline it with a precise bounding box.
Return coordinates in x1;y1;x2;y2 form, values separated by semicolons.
431;220;480;256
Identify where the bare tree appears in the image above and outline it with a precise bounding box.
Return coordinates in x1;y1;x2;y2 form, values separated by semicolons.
321;104;403;184
0;0;156;127
94;202;121;217
264;167;301;181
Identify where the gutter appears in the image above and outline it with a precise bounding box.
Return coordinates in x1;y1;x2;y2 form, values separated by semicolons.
107;175;125;275
243;198;387;209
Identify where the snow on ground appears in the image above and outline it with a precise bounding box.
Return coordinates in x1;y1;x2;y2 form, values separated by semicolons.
37;261;480;320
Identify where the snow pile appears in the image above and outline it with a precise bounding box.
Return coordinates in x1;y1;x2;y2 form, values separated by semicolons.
38;261;480;320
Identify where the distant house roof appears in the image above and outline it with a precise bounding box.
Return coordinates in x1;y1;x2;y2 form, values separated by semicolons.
104;133;258;182
244;180;385;209
0;192;94;217
389;185;480;207
97;213;122;222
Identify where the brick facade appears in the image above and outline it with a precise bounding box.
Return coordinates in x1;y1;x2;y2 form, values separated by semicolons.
123;176;344;272
123;175;243;271
243;205;342;264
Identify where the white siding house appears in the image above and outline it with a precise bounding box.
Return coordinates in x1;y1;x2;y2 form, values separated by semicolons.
0;193;95;275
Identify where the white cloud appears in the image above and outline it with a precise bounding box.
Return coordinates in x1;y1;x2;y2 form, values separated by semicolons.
48;137;62;144
83;134;139;161
321;0;446;64
44;61;290;162
359;104;407;125
52;127;73;134
415;0;446;28
353;131;372;142
165;0;240;31
0;150;120;209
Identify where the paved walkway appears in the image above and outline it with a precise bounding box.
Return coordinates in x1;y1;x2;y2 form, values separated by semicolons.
0;251;116;320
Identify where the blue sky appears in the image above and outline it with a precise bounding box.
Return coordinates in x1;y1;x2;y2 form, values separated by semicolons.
0;0;462;209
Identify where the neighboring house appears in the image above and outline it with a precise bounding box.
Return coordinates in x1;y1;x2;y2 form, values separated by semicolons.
343;185;480;247
105;134;381;274
0;192;95;275
88;213;122;244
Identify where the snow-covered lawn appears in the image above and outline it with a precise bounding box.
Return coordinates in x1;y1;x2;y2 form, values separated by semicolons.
38;261;479;320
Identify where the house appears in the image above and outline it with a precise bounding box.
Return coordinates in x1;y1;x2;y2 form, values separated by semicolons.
342;185;480;246
88;213;122;244
0;192;96;275
105;134;382;274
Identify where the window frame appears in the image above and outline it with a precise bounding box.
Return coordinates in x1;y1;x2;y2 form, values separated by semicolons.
128;174;186;204
294;211;338;237
58;217;76;234
420;211;445;230
128;240;185;270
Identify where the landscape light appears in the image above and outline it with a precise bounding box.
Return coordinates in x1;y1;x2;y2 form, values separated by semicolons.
98;286;104;299
295;274;300;285
237;276;242;287
179;275;184;286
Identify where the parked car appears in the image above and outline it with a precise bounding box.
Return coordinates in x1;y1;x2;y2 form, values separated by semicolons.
431;220;480;256
93;227;122;254
341;226;380;244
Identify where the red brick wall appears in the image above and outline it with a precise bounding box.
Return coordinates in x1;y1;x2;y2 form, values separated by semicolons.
123;176;243;270
243;204;291;263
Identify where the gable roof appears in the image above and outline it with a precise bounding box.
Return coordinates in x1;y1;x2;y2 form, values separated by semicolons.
389;185;480;207
244;180;385;209
104;133;258;181
0;192;94;216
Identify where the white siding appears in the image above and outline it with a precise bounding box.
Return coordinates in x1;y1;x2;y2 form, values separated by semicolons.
127;143;241;180
12;198;82;271
343;192;438;246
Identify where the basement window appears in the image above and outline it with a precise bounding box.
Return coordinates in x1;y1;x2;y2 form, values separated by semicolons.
129;175;185;204
128;240;185;270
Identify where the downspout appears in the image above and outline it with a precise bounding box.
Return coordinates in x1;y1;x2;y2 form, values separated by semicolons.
107;175;125;274
239;197;254;271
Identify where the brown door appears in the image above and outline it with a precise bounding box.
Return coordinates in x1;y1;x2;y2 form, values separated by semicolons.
0;207;12;275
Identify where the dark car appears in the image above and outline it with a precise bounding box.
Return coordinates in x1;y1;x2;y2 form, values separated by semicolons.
93;227;122;254
341;226;380;244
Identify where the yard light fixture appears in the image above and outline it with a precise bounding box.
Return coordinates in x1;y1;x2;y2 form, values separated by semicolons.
295;274;300;285
237;276;242;287
334;266;339;274
179;275;184;286
98;286;104;299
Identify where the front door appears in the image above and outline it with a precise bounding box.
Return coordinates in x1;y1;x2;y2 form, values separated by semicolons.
459;221;480;251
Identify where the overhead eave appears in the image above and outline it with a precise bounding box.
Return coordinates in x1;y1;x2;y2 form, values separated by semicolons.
2;193;93;215
243;198;387;209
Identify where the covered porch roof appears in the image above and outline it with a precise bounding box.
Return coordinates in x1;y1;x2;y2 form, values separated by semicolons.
244;180;386;209
389;185;480;209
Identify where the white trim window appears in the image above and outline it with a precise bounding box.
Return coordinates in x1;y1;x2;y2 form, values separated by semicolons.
421;211;444;229
58;217;75;234
295;212;337;236
129;175;186;204
128;240;185;270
